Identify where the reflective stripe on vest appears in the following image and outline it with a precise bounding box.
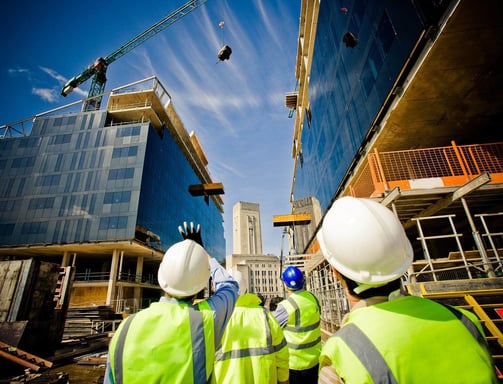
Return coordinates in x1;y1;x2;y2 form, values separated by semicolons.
216;307;275;361
282;291;321;370
335;303;489;384
189;306;207;383
284;292;321;349
111;301;213;384
325;296;497;383
336;323;398;384
113;314;135;384
440;303;488;347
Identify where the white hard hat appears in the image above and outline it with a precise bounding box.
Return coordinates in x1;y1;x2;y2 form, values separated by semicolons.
158;239;210;297
317;197;413;289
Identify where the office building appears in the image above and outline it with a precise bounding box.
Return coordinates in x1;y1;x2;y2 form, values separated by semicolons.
0;77;225;311
232;201;263;255
226;253;282;300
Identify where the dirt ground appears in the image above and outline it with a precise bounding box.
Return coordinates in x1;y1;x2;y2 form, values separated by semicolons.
47;362;106;384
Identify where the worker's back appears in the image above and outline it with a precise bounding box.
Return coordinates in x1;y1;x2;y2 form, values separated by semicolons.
280;289;321;370
320;295;498;383
213;293;289;384
108;300;215;383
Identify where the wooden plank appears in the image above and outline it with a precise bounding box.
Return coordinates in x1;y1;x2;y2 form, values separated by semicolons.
0;341;53;370
8;259;35;322
0;320;28;347
0;260;22;321
0;349;42;371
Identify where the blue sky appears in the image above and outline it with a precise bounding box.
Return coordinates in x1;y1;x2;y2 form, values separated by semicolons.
0;0;301;256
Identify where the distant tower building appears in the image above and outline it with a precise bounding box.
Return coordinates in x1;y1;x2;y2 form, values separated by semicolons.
233;202;263;255
228;201;282;300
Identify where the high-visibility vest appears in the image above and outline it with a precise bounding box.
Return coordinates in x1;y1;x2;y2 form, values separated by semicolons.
109;300;215;384
320;295;498;384
281;290;321;370
213;293;289;383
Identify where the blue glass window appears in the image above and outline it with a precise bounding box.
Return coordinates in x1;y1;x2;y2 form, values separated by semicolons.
50;134;72;145
0;200;17;212
36;174;61;187
108;168;134;180
99;216;128;230
29;197;55;209
378;11;396;54
112;146;138;158
104;191;131;204
12;156;36;168
21;221;48;234
0;223;14;235
18;138;40;148
116;126;140;137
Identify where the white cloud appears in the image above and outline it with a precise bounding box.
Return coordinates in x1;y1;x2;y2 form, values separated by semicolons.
8;68;29;76
32;88;59;102
39;66;88;97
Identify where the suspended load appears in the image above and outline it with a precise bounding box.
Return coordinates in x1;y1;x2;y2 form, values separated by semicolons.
217;45;232;61
216;20;232;62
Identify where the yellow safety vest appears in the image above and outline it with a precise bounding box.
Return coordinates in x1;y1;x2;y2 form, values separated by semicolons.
281;290;321;370
109;300;215;384
320;295;498;383
213;293;289;384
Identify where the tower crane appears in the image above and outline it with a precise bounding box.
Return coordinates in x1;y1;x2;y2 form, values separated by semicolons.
61;0;209;112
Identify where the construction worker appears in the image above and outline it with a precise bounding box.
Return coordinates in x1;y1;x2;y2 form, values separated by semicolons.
213;269;289;384
317;196;498;383
103;236;239;384
273;266;321;384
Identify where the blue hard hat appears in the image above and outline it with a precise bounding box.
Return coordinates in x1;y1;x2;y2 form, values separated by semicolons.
282;266;304;290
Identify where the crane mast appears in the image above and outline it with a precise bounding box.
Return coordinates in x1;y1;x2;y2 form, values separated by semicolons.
61;0;209;111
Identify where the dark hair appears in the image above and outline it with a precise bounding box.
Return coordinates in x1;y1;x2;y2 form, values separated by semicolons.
178;288;206;303
340;274;402;299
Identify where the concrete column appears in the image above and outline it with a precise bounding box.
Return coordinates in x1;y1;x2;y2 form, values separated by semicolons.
134;256;144;310
106;249;120;306
61;251;71;267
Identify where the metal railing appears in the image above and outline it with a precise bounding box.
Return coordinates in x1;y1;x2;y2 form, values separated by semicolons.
410;213;503;283
74;270;156;284
350;141;503;197
306;261;349;334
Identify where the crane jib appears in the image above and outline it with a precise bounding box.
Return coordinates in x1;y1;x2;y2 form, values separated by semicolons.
105;0;209;63
60;0;210;112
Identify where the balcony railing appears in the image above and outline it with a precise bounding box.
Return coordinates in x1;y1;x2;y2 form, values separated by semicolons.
74;271;156;284
350;141;503;198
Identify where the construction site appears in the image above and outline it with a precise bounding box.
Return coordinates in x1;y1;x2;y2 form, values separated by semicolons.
1;0;503;382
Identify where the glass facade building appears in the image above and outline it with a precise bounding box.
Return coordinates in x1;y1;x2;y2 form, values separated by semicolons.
0;82;224;260
293;0;432;212
0;78;225;309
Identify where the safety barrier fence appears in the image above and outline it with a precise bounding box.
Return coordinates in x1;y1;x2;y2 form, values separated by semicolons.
349;141;503;198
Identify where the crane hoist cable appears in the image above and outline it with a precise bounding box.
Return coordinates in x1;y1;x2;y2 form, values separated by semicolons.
60;0;209;112
216;20;232;63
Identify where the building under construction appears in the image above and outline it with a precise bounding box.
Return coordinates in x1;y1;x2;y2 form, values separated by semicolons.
282;0;503;380
0;77;225;314
0;0;502;380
